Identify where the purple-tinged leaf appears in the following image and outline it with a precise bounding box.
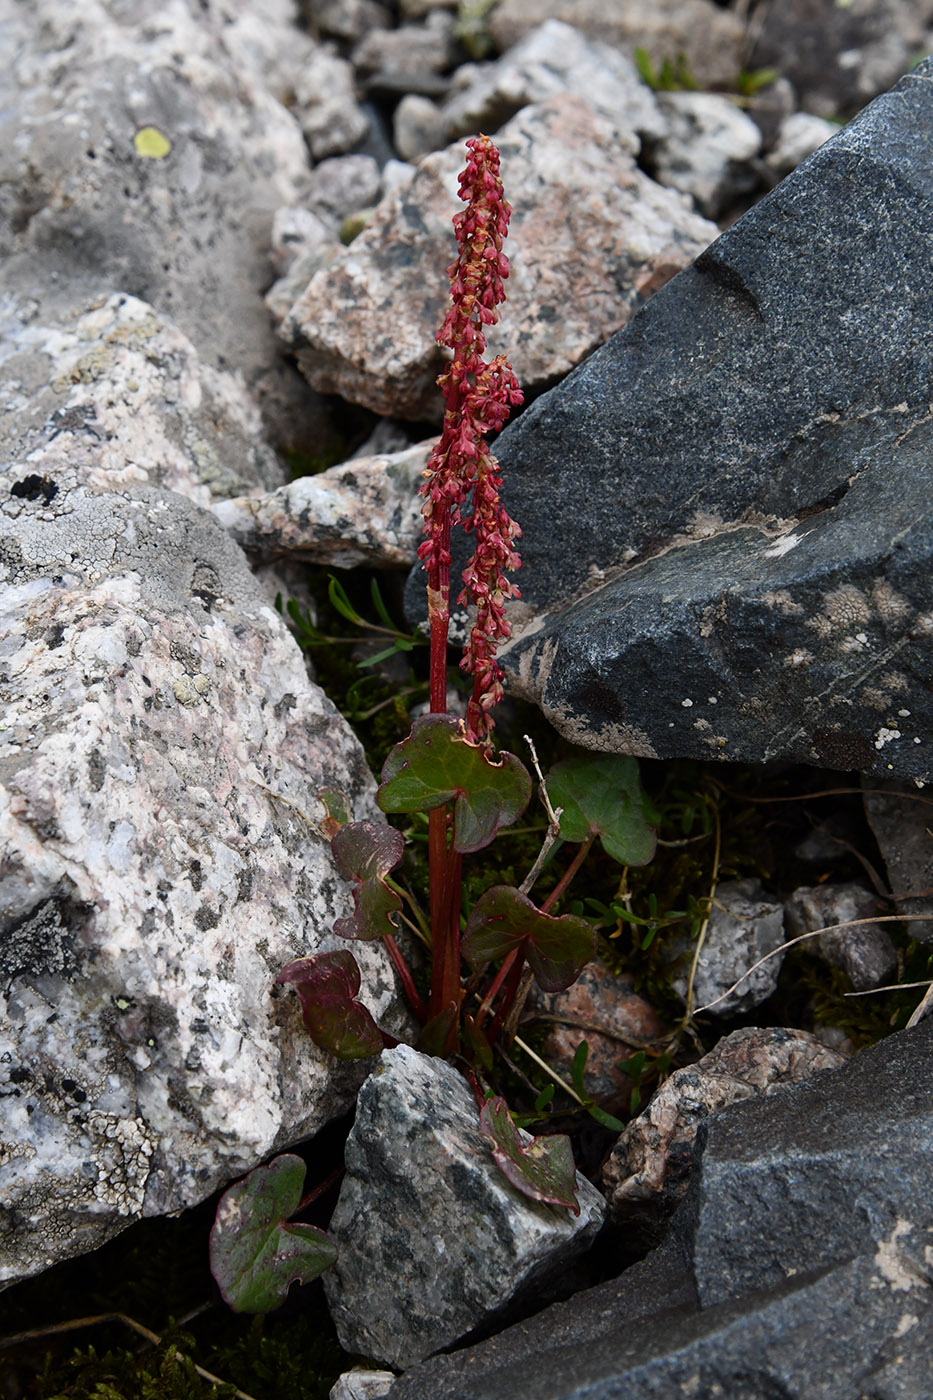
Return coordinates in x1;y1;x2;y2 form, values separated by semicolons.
210;1154;337;1312
419;1002;459;1058
479;1098;580;1213
277;951;383;1059
377;714;530;853
330;820;404;941
462;885;597;993
547;755;656;866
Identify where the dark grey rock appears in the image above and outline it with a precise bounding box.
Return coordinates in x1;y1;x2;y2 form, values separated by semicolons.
413;61;933;782
387;1019;933;1400
863;779;933;943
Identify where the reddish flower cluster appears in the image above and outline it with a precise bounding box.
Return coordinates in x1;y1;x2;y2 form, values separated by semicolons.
418;134;524;742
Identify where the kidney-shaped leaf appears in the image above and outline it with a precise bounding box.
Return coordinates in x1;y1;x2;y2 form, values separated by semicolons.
210;1154;337;1312
547;754;656;866
330;820;404;941
462;885;597;993
377;714;531;853
277;950;383;1059
479;1098;579;1213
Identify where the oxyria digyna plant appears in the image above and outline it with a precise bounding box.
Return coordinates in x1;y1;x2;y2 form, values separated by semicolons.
210;137;657;1313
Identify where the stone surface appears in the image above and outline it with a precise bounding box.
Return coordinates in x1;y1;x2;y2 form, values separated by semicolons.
438;20;667;148
352;13;458;93
1;291;284;511
747;0;933;118
293;45;370;158
531;961;667;1106
281;93;716;418
440;62;933;782
864;780;933;943
329;1369;397;1400
323;1045;606;1370
785;880;897;989
306;155;384;228
650;92;761;218
487;0;746;93
393;94;449;163
212;440;431;569
667;879;786;1017
765;110;839;178
0;461;404;1286
0;0;319;442
602;1027;847;1231
386;1018;933;1400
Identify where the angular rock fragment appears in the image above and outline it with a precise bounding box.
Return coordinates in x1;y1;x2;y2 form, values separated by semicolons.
784;881;897;989
863;780;933;944
650;92;761;218
386;1019;933;1400
212;440;431;569
324;1045;605;1369
0;465;404;1287
601;1027;847;1231
487;0;745;93
667;880;785;1017
443;62;933;781
281;93;716;418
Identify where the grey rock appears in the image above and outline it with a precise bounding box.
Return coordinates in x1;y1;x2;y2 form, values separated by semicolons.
270;206;338;276
306;155;384;227
293;46;369;159
393;94;449;163
0;0;317;434
329;1369;396;1400
667;879;786;1017
305;0;393;44
864;780;933;943
747;0;933;118
785;880;897;989
323;1045;606;1369
281;93;715;418
386;1018;933;1400
488;0;746;92
1;291;283;507
353;13;458;92
439;20;667;148
398;0;457;16
212;440;431;569
447;62;933;782
650;92;761;218
765;110;839;178
602;1027;847;1231
0;465;404;1286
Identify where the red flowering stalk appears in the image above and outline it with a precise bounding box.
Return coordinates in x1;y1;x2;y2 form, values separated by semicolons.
418;134;523;742
415;134;523;1038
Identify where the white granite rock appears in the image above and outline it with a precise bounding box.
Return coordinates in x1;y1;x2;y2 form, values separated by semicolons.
323;1045;606;1369
281;92;717;419
293;46;370;159
329;1369;396;1400
668;880;786;1017
0;465;405;1286
766;111;839;178
393;94;449;163
652;92;762;218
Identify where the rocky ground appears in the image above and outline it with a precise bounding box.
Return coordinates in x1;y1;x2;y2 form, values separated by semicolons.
2;2;933;1398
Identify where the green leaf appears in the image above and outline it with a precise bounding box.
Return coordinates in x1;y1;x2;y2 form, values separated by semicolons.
571;1040;589;1101
534;1083;556;1113
277;951;383;1058
546;754;656;866
588;1104;624;1132
318;788;352;839
462;885;597;993
419;1002;459;1057
377;714;531;853
210;1155;337;1312
327;574;367;627
369;577;397;630
330;821;404;941
479;1098;580;1213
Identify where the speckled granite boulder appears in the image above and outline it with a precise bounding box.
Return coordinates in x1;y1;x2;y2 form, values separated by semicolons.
0;464;404;1286
324;1046;606;1369
281;92;716;419
424;61;933;782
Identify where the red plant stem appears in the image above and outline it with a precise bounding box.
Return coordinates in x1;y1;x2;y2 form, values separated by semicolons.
487;942;527;1045
384;932;427;1023
473;946;520;1034
540;834;596;914
296;1164;344;1214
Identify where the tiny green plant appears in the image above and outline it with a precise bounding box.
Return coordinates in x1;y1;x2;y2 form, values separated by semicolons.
211;135;657;1311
